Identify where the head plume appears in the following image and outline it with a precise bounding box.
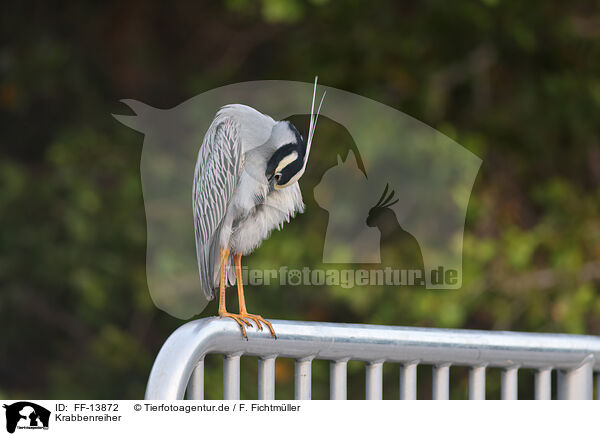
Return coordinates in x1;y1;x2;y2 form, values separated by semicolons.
300;77;326;175
373;183;399;209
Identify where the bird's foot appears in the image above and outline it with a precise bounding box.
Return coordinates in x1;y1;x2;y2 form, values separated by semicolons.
239;312;277;339
219;311;252;340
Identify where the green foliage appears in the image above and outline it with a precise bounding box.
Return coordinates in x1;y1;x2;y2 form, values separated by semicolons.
1;0;600;400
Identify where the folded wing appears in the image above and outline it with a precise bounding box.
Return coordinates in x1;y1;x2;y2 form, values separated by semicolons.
193;115;243;300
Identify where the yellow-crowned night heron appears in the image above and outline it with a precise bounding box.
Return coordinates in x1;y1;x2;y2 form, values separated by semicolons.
193;78;325;339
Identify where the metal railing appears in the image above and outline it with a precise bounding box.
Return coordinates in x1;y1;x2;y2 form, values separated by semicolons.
145;317;600;400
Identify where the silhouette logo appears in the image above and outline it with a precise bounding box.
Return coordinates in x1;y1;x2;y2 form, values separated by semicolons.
3;402;50;434
114;80;481;318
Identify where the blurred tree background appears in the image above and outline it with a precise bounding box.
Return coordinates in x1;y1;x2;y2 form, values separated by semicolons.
1;0;600;400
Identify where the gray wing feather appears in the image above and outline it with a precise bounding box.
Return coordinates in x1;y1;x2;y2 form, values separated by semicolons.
193;115;243;300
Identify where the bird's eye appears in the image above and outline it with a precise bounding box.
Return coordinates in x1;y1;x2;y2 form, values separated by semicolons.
274;173;282;182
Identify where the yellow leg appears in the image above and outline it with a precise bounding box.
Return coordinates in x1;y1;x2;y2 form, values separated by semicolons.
234;253;277;339
217;248;252;339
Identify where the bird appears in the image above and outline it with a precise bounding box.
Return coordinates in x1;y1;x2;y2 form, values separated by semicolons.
193;78;325;339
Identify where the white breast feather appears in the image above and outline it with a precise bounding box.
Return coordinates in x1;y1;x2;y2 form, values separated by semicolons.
228;181;304;256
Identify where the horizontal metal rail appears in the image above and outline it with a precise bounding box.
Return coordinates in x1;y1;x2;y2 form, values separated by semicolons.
145;317;600;400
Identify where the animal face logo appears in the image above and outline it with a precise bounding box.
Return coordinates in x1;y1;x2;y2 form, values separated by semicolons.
3;402;50;434
114;80;481;318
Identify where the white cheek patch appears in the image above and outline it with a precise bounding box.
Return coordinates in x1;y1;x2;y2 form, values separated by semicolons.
274;151;298;174
275;168;304;189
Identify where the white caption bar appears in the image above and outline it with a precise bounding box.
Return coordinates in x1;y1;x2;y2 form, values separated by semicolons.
0;400;594;436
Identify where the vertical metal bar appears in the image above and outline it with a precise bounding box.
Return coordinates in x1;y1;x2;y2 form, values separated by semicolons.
186;359;204;400
258;356;276;400
223;354;241;400
400;361;418;400
330;360;348;400
295;359;312;400
596;373;600;400
469;365;486;400
365;361;383;400
432;364;450;400
535;368;552;400
557;370;565;400
501;367;518;400
561;358;594;400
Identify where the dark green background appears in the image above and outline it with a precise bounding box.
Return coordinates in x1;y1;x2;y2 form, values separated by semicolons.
1;0;600;399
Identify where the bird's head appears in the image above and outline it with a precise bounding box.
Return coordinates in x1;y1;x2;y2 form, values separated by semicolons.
265;77;325;190
366;183;399;227
265;122;306;190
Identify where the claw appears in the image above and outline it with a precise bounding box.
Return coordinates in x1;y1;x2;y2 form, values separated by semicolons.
219;312;250;340
220;312;277;339
243;314;264;331
241;312;277;339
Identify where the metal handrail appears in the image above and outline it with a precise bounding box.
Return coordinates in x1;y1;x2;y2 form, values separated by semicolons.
145;317;600;400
